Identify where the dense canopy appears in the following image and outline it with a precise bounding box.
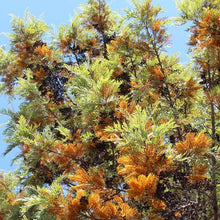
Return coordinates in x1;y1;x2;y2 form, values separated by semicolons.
0;0;219;219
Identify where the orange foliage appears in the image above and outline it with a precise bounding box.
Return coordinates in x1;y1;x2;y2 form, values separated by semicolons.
112;67;123;77
148;66;164;80
66;197;81;220
20;143;31;153
187;174;207;183
174;132;212;154
175;211;182;218
89;168;105;188
34;45;52;58
69;167;106;191
114;100;136;121
127;173;158;198
152;198;166;211
189;9;220;50
53;142;83;173
88;192;101;209
69;167;89;184
188;163;208;183
182;77;202;98
118;145;173;178
101;82;115;98
145;119;152;132
152;19;161;32
34;67;45;79
119;203;138;219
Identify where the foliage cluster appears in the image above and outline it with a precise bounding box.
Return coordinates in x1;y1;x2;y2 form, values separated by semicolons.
0;0;219;219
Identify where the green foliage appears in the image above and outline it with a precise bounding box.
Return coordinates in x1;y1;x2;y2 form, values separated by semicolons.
66;59;121;126
0;48;14;76
0;171;23;219
20;176;65;220
106;105;176;150
8;9;49;49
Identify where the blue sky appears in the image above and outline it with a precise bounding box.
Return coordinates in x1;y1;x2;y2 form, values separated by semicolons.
0;0;190;171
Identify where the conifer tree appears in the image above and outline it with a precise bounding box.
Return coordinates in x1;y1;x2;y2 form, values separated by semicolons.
0;0;219;219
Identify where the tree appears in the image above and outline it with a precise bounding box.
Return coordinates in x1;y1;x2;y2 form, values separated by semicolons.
176;0;220;218
0;0;219;219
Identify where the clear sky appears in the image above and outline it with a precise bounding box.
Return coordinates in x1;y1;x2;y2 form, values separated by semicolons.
0;0;190;171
